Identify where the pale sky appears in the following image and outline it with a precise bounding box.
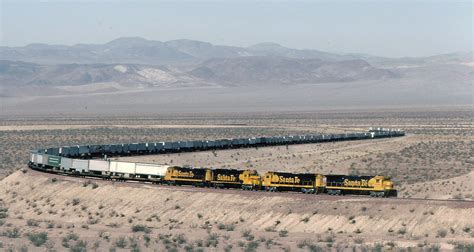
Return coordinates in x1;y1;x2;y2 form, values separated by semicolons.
1;0;472;57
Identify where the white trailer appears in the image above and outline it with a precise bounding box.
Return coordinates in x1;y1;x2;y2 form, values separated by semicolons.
72;159;89;172
135;163;169;177
89;160;110;172
110;161;135;174
60;157;73;170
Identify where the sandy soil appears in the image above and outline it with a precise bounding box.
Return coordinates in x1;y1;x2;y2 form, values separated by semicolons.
118;136;410;176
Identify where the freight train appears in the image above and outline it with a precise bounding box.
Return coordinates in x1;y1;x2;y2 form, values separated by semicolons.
27;127;404;197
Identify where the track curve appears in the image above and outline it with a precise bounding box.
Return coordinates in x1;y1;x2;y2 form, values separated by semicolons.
28;128;407;198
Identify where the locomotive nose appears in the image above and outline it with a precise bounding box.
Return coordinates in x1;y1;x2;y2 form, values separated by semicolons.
384;180;393;189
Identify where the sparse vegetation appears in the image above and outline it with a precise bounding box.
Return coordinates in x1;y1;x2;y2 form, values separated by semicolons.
115;237;127;248
0;112;472;251
27;232;48;246
27;219;39;227
62;233;79;248
4;227;21;238
132;224;151;233
72;198;80;206
279;229;289;237
437;229;448;238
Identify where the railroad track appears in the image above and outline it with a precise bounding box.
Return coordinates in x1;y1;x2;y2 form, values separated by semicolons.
28;128;411;198
27;168;474;209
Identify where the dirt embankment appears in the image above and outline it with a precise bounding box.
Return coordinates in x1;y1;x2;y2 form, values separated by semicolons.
0;170;473;251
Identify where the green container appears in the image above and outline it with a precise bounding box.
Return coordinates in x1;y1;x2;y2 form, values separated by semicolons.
47;156;61;167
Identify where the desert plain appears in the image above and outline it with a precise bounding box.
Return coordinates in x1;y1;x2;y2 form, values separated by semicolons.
0;108;473;251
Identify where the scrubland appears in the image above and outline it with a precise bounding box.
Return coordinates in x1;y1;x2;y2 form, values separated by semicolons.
0;109;472;250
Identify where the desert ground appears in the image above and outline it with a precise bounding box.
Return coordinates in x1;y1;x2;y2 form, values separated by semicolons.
0;108;473;251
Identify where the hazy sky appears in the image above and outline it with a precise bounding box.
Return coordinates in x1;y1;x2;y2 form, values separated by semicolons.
1;1;472;57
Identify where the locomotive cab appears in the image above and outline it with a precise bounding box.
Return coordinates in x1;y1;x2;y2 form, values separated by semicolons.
370;176;396;197
240;170;261;190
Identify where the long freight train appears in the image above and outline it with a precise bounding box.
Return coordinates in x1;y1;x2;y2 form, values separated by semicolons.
28;127;403;197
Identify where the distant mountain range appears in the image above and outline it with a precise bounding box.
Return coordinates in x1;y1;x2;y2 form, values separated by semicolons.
0;37;357;65
0;37;472;97
3;37;471;66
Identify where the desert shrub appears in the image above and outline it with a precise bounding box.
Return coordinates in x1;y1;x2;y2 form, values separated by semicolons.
70;240;87;252
115;237;127;248
264;226;276;232
265;239;274;248
308;244;324;252
297;239;313;248
132;224;150;233
301;216;310;223
398;227;407;235
62;233;79;248
26;219;39;227
385;241;398;248
455;243;474;251
27;232;48;246
87;218;99;225
245;241;259;252
224;244;233;252
279;229;288;237
0;207;7;217
72;198;80;206
354;237;364;244
437;229;447;238
325;235;334;243
4;227;21;238
175;234;187;244
205;233;219;247
242;230;254;241
218;223;235;231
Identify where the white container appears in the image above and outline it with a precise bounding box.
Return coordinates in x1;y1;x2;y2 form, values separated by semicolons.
30;153;36;163
89;160;110;172
61;157;73;170
72;159;89;172
110;161;135;174
36;154;44;165
135;163;169;176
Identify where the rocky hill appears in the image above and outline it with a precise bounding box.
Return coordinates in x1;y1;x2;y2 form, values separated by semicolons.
0;56;398;96
190;57;396;85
